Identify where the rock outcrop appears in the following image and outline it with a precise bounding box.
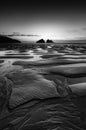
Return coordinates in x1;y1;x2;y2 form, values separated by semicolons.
36;39;54;43
46;39;54;43
36;39;45;43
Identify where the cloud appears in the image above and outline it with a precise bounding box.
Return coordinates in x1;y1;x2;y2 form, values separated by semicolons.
0;32;40;37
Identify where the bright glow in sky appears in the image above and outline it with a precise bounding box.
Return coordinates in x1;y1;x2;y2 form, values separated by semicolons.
13;22;86;42
30;23;58;40
1;21;86;42
0;1;86;42
1;19;86;42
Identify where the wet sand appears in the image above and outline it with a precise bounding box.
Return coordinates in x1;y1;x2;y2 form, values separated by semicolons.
1;45;86;129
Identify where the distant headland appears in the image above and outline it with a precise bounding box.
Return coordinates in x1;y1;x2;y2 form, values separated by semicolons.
0;35;21;49
0;35;21;43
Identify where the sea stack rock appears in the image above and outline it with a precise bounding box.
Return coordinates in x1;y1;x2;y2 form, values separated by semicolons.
46;39;54;43
36;39;45;43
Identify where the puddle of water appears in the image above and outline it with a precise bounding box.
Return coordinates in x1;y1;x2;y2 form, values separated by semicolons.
0;49;43;67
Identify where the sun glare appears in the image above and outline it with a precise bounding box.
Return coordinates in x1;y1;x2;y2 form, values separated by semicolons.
30;23;58;40
41;33;55;40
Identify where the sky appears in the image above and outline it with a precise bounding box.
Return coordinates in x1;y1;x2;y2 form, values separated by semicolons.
0;0;86;41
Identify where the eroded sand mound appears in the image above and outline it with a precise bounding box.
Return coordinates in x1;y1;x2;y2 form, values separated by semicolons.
0;66;63;109
48;63;86;77
70;82;86;96
8;68;60;109
1;64;86;110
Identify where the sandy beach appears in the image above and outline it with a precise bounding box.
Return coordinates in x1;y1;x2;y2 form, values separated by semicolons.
0;44;86;129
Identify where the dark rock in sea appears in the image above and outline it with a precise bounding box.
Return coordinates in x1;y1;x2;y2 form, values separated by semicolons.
0;76;12;117
46;39;54;43
36;39;45;43
36;39;54;43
